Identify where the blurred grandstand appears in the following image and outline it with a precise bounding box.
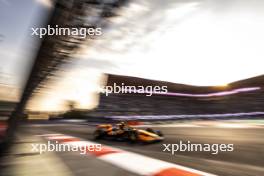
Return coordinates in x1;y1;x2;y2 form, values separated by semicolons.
86;74;264;120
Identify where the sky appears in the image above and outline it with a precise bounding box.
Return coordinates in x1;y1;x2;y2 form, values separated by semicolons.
0;0;264;110
76;0;264;86
0;0;51;101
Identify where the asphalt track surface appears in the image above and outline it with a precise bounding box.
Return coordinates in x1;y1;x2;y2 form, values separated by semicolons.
20;122;264;176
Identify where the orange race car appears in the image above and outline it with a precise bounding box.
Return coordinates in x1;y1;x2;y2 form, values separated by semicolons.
93;122;164;143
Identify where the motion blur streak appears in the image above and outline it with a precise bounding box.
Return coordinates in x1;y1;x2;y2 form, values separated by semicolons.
109;112;264;120
122;86;261;97
162;87;261;97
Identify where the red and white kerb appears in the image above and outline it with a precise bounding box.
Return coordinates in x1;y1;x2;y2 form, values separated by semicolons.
39;134;217;176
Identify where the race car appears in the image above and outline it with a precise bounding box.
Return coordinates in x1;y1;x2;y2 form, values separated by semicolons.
93;122;164;143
